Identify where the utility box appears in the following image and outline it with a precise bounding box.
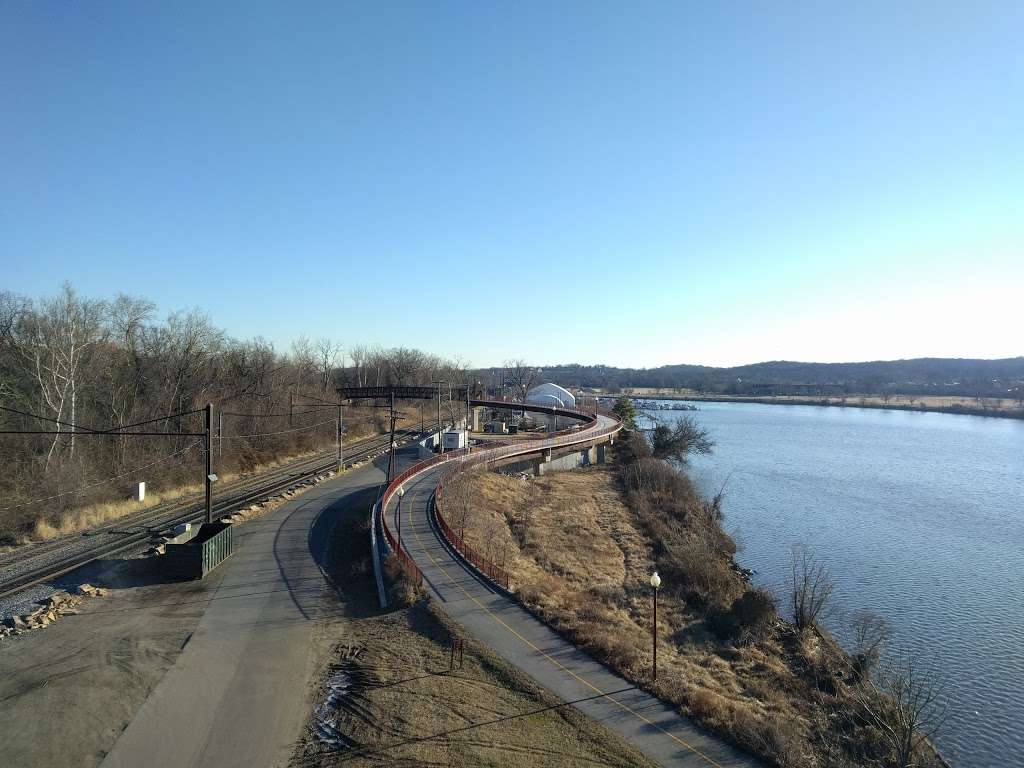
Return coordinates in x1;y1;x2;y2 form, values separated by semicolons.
164;522;233;580
471;406;485;432
442;429;468;451
134;482;146;502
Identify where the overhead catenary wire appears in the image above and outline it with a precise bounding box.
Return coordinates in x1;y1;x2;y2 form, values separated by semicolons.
0;440;204;511
221;408;335;418
0;404;206;436
0;404;102;433
98;408;204;432
220;417;339;440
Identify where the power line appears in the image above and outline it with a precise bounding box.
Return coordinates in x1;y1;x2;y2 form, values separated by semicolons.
0;405;101;433
0;404;205;436
220;417;338;440
101;408;204;432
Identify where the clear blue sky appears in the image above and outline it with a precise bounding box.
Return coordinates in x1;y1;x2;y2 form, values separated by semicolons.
2;2;1021;368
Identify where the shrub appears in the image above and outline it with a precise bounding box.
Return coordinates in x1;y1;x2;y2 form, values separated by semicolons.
709;588;778;644
384;554;425;606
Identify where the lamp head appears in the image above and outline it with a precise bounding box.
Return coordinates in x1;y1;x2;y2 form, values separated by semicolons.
398;486;405;498
650;571;661;589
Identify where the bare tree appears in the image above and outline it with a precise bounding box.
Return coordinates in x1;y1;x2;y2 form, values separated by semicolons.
649;415;713;462
503;358;539;401
314;338;340;393
8;284;109;466
850;609;893;681
347;344;368;387
854;651;947;768
790;544;834;632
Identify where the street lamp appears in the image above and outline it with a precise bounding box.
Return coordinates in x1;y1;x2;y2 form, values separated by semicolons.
397;486;406;553
650;571;661;681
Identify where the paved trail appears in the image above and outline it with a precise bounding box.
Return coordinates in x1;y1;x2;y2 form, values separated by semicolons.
101;463;384;768
389;447;762;768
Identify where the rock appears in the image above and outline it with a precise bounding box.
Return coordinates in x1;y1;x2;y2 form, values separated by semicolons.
39;591;70;609
3;614;28;630
76;583;101;597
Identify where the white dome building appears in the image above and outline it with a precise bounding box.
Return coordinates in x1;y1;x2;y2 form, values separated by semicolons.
524;382;576;409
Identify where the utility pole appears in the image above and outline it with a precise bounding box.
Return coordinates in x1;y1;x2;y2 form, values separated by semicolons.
435;382;444;453
289;392;293;425
205;403;214;524
386;391;397;483
217;409;223;460
336;400;343;473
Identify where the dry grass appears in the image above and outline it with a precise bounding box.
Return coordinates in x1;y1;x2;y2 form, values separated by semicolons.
292;601;660;768
448;464;895;767
24;447;325;542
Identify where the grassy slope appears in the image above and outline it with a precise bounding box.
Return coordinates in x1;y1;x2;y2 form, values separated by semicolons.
447;466;922;768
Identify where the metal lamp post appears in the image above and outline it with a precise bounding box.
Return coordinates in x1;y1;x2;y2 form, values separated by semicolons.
650;571;661;681
396;485;406;553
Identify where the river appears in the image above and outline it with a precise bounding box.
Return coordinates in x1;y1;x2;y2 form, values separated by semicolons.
644;401;1023;767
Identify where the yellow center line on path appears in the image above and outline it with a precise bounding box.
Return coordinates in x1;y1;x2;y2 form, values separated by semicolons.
403;477;726;768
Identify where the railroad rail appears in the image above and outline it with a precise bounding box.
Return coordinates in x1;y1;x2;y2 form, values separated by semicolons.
0;428;418;600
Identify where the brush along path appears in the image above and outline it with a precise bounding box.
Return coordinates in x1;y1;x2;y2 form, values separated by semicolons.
388;448;761;767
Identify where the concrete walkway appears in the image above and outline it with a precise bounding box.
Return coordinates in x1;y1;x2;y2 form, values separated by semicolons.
101;462;385;768
390;451;762;768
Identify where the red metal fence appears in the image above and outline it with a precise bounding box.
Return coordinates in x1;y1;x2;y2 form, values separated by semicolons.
376;404;621;596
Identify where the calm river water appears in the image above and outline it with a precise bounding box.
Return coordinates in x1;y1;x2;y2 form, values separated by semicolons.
649;401;1023;767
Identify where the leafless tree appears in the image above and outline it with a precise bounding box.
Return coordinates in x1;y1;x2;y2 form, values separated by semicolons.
649;415;714;462
503;358;539;401
314;338;340;393
853;650;947;768
8;284;109;465
790;544;834;632
347;344;368;387
850;609;893;681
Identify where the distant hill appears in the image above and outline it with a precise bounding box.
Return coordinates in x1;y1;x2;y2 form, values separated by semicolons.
524;358;1024;398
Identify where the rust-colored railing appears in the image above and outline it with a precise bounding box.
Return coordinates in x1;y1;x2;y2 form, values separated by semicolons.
434;478;511;589
376;404;621;596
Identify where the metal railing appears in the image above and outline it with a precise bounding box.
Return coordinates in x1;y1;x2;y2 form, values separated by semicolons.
375;404;621;601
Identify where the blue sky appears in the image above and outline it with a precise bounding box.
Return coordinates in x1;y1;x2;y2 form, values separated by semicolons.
2;2;1021;367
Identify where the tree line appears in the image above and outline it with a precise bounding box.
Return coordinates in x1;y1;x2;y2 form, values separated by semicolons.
531;358;1024;400
0;283;470;541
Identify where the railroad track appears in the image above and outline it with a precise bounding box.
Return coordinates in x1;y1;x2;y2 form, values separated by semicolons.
0;428;420;600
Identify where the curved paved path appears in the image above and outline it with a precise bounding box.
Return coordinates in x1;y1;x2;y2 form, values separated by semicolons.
100;461;386;768
388;446;762;768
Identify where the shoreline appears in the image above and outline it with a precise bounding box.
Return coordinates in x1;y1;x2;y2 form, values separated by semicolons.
618;393;1024;421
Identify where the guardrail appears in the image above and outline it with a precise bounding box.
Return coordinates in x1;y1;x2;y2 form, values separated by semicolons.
373;402;621;606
